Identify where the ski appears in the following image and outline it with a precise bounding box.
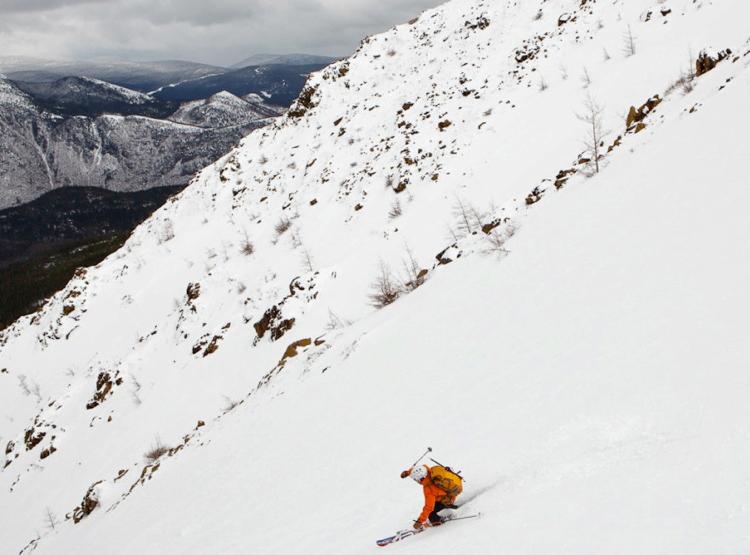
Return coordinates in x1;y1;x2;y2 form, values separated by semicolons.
376;513;481;547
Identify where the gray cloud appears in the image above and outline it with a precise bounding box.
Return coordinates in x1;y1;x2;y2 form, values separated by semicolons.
0;0;107;13
0;0;443;66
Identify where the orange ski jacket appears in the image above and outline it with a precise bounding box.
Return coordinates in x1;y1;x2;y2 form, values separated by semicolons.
416;470;456;524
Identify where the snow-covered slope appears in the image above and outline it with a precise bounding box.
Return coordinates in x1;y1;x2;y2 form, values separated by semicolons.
2;1;749;553
168;91;282;128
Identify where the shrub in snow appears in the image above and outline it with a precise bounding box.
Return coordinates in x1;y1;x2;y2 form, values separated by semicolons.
369;262;400;308
144;437;169;463
275;217;291;236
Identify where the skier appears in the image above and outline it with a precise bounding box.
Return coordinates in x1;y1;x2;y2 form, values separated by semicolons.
400;464;463;529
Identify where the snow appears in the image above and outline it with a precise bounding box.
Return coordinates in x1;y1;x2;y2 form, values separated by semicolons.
0;78;36;110
2;0;749;553
168;90;281;128
76;76;153;104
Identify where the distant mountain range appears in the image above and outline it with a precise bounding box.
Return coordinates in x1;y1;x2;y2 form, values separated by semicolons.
152;63;326;105
0;57;227;92
0;54;338;92
12;76;180;118
0;78;282;209
231;53;338;68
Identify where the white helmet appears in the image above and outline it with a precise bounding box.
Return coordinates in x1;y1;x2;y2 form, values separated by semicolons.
410;465;428;483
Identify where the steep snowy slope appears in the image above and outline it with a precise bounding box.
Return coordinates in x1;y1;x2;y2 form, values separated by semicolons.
1;1;749;553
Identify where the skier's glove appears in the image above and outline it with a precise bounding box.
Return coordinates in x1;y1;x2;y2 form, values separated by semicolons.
400;470;411;479
413;521;424;530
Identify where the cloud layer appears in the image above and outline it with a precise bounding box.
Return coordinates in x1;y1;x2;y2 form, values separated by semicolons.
0;0;443;66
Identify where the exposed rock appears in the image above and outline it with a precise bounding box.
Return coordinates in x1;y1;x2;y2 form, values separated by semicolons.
71;481;103;524
282;338;313;361
40;445;57;460
554;168;577;189
186;283;201;301
558;13;574;26
288;85;319;118
465;16;490;31
24;428;46;451
254;305;296;342
86;371;123;410
626;95;662;128
203;335;222;357
696;49;731;77
525;187;544;206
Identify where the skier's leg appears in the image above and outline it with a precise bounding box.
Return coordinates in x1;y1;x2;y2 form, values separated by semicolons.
428;503;447;524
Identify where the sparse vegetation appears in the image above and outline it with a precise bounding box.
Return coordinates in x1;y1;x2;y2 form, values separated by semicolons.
157;219;175;244
483;223;517;255
18;375;42;403
369;261;400;308
622;25;637;57
144;436;169;463
44;507;58;531
576;95;608;174
325;309;352;331
400;247;427;292
452;197;484;238
222;395;240;412
240;235;255;256
581;67;592;88
275;217;292;236
388;199;403;219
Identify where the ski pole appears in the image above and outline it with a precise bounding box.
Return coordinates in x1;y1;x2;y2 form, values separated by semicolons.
448;513;481;522
411;447;432;468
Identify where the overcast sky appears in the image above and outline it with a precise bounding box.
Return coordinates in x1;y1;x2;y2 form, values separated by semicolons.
0;0;444;66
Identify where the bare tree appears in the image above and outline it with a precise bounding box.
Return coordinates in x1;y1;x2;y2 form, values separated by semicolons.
452;197;484;237
581;66;592;88
400;246;426;292
131;376;142;406
240;232;254;256
18;375;31;396
300;245;315;273
622;25;637;57
18;375;41;403
576;95;608;174
274;217;291;237
44;508;58;531
325;309;352;331
388;199;403;219
369;261;400;308
144;436;169;463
